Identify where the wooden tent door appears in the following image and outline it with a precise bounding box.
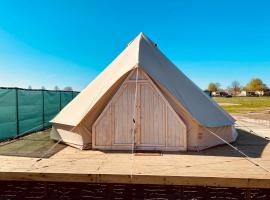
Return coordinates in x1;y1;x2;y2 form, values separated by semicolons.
92;69;187;151
112;83;135;146
137;82;166;147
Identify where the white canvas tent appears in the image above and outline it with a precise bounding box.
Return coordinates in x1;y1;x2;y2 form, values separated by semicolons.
51;32;237;151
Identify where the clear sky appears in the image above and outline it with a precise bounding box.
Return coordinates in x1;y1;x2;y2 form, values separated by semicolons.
0;0;269;91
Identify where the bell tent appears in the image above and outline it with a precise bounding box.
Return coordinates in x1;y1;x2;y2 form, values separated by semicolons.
51;32;237;151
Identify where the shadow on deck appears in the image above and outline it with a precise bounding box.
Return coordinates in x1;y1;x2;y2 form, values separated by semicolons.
101;129;269;158
0;129;268;159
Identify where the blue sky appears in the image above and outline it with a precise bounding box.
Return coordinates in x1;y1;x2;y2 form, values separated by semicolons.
0;0;269;91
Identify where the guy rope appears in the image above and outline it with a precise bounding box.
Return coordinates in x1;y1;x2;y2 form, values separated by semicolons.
130;67;139;178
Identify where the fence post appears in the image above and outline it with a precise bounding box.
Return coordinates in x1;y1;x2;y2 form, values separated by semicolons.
59;91;62;111
15;88;19;136
42;90;45;129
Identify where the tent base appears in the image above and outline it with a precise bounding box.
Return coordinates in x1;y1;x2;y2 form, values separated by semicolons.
51;125;238;152
50;126;91;150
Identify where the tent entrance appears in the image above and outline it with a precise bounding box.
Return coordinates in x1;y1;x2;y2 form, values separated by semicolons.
92;69;187;151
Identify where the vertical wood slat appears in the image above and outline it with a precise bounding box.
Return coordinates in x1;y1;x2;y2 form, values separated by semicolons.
110;104;113;147
165;104;168;148
136;84;141;146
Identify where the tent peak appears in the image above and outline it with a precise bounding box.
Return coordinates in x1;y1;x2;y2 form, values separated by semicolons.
128;32;157;48
139;32;144;36
138;32;157;47
138;32;147;39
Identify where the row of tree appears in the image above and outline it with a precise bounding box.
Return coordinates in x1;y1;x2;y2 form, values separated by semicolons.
208;78;269;95
27;86;73;91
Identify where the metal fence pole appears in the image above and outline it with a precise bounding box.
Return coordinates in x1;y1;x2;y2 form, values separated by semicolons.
15;88;19;136
59;91;62;111
42;90;45;129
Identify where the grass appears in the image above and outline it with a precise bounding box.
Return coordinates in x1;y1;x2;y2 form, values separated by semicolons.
213;96;270;114
0;129;66;158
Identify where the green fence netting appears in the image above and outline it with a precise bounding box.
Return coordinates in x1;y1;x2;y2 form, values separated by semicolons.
61;92;73;109
44;91;60;128
18;90;43;135
0;89;17;140
0;88;79;141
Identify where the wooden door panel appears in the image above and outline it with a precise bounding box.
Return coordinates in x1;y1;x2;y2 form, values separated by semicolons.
93;106;111;147
139;83;166;146
166;107;186;147
113;84;135;145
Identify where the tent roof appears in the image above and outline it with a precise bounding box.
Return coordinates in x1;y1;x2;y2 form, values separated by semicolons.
52;32;234;127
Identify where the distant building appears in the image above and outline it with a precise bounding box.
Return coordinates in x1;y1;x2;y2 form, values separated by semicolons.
239;91;259;97
240;88;270;96
212;91;231;97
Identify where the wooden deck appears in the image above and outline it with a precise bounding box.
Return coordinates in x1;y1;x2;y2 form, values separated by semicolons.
0;128;270;189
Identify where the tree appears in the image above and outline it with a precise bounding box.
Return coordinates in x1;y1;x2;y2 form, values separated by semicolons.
230;81;241;95
54;86;60;91
208;83;219;92
245;78;267;91
28;85;32;89
63;86;73;91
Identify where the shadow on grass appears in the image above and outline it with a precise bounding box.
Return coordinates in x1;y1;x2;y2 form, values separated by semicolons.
0;129;66;158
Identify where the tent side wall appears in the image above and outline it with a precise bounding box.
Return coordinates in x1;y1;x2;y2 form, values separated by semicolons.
196;125;237;150
51;124;91;149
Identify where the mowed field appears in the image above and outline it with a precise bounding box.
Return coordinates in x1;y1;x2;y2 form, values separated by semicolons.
214;96;270;114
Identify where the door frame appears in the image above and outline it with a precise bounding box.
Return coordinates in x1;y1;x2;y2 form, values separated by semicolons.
92;68;187;151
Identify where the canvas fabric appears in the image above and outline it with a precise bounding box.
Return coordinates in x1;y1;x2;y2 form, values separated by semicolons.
52;33;234;128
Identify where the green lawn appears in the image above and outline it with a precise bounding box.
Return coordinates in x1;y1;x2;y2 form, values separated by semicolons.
213;96;270;114
0;129;65;158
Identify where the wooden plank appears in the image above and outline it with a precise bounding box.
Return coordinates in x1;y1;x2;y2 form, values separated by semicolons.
1;172;270;189
1;130;270;189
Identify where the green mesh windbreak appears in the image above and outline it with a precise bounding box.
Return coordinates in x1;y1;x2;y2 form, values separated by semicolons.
0;88;79;141
44;91;60;128
73;92;79;98
60;92;73;109
18;90;43;135
0;89;17;140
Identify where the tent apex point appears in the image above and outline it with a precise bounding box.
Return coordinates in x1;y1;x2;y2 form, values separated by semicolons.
138;32;145;36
